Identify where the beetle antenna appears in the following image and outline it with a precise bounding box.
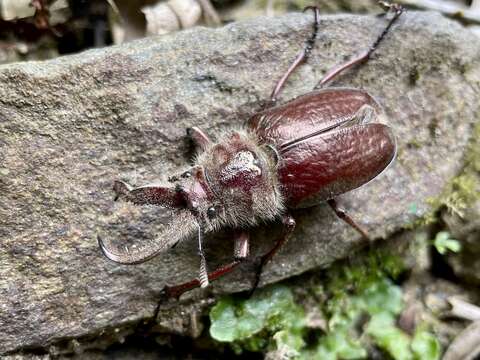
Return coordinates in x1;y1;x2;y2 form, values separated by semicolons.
196;220;209;288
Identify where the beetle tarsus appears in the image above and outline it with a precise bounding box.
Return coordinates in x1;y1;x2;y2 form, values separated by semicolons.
151;289;166;321
113;180;132;202
369;2;404;56
378;1;404;14
148;286;177;324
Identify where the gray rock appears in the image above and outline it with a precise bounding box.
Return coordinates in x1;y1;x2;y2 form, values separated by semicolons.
0;10;479;355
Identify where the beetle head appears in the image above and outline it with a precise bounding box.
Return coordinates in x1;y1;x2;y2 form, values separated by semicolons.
193;130;284;229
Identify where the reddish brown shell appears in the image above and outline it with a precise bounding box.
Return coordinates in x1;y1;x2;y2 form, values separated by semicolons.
249;88;396;207
278;124;395;206
249;87;381;148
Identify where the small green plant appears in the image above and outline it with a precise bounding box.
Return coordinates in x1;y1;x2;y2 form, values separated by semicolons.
432;231;461;254
209;250;441;359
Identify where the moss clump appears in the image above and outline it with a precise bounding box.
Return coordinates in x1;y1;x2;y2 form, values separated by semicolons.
417;122;480;226
209;250;441;359
431;173;479;219
209;285;305;355
310;251;440;360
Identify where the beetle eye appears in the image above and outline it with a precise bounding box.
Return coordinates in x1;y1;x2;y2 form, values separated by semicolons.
207;206;216;219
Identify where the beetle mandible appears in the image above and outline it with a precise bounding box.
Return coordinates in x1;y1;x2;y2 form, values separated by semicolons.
99;1;403;299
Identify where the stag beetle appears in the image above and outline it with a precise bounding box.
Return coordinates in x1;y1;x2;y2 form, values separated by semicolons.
99;2;403;299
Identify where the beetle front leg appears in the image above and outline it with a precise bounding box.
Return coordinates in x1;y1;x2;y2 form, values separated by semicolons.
250;214;296;295
159;231;250;300
113;181;185;208
270;7;320;103
327;199;370;240
151;260;244;322
316;2;403;88
186;126;212;153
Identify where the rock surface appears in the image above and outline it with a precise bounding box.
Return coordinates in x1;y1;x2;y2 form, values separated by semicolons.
0;10;479;355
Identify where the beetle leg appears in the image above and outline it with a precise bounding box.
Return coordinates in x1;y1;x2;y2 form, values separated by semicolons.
186;126;212;153
113;180;185;208
233;230;250;260
163;261;242;299
270;7;320;103
316;2;403;88
160;231;250;300
327;199;370;240
250;214;296;295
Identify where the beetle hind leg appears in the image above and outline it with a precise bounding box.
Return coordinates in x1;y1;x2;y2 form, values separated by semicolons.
328;199;371;240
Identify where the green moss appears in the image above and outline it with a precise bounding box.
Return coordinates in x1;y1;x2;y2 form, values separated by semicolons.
411;328;442;360
301;327;367;360
415;122;480;226
433;173;479;218
367;312;412;360
209;285;305;354
209;250;440;359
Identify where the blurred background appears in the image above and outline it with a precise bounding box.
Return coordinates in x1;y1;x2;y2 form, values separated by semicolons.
1;0;480;64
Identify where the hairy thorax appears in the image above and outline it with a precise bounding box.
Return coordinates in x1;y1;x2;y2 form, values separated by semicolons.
196;130;284;229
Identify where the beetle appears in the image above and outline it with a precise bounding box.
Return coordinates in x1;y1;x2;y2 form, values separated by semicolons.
99;1;403;299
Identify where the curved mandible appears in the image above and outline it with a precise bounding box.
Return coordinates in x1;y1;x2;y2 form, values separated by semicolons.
98;210;197;264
